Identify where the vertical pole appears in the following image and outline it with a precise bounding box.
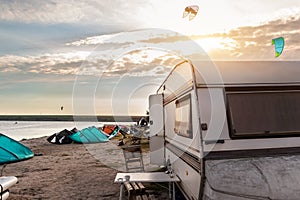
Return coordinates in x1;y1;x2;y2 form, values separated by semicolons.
172;182;175;200
169;182;172;199
119;184;123;200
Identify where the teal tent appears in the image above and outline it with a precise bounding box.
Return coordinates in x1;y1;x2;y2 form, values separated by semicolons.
69;126;110;143
0;134;34;164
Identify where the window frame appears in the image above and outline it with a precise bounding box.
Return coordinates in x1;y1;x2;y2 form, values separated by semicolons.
174;94;193;138
225;86;300;139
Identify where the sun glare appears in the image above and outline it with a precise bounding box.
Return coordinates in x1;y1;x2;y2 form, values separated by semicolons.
62;51;90;60
195;37;237;52
195;37;224;52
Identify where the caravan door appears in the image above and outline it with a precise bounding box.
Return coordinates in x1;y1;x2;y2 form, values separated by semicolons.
149;94;165;165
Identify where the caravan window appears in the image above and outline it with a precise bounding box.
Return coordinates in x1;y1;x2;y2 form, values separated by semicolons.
226;88;300;138
174;94;193;138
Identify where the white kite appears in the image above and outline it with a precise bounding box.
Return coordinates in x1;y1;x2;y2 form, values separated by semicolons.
183;5;199;21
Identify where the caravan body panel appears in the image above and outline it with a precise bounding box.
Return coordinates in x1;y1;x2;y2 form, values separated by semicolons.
150;61;300;200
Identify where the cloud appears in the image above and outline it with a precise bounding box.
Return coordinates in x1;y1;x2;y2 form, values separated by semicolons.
0;52;88;74
80;49;182;78
2;14;299;81
103;50;180;77
0;48;179;79
66;29;173;47
207;14;300;60
0;0;147;26
66;32;134;47
0;0;83;23
66;29;210;61
66;12;300;62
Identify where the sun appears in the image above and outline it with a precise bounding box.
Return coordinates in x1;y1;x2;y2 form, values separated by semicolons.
195;37;223;52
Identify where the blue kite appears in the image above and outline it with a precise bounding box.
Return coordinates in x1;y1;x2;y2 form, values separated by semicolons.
272;37;284;57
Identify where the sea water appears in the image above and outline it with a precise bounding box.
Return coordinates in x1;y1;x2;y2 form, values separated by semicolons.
0;121;132;141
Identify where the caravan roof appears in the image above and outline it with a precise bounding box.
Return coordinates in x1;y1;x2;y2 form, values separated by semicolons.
158;60;300;100
194;61;300;87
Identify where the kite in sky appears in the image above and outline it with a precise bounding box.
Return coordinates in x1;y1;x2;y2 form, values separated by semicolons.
60;106;64;111
183;5;199;21
272;37;285;57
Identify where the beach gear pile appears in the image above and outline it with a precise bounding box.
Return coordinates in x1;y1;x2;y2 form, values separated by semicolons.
47;125;123;144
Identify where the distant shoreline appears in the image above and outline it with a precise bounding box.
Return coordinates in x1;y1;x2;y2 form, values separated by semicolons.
0;115;145;122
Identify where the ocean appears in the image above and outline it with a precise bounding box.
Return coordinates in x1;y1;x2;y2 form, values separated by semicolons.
0;121;134;141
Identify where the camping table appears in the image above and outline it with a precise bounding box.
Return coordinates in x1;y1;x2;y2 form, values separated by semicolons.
114;172;180;200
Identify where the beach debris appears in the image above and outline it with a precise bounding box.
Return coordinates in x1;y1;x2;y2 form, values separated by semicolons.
102;124;128;139
129;120;150;145
182;5;199;21
272;37;285;57
118;139;125;146
0;165;6;176
102;125;115;134
138;117;148;127
47;128;77;144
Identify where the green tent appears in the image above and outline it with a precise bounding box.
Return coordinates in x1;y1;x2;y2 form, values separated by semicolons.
0;134;34;164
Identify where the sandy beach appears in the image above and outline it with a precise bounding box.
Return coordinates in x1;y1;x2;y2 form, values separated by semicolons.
2;136;167;199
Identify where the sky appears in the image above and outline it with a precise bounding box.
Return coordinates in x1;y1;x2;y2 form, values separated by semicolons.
0;0;299;116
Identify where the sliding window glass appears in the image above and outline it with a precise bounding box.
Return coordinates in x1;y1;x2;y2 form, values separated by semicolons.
175;94;192;138
226;88;300;138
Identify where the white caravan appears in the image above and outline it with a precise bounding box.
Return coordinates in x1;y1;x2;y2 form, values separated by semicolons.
149;60;300;200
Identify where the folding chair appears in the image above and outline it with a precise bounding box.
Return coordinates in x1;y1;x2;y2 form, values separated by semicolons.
122;145;150;200
122;145;144;172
